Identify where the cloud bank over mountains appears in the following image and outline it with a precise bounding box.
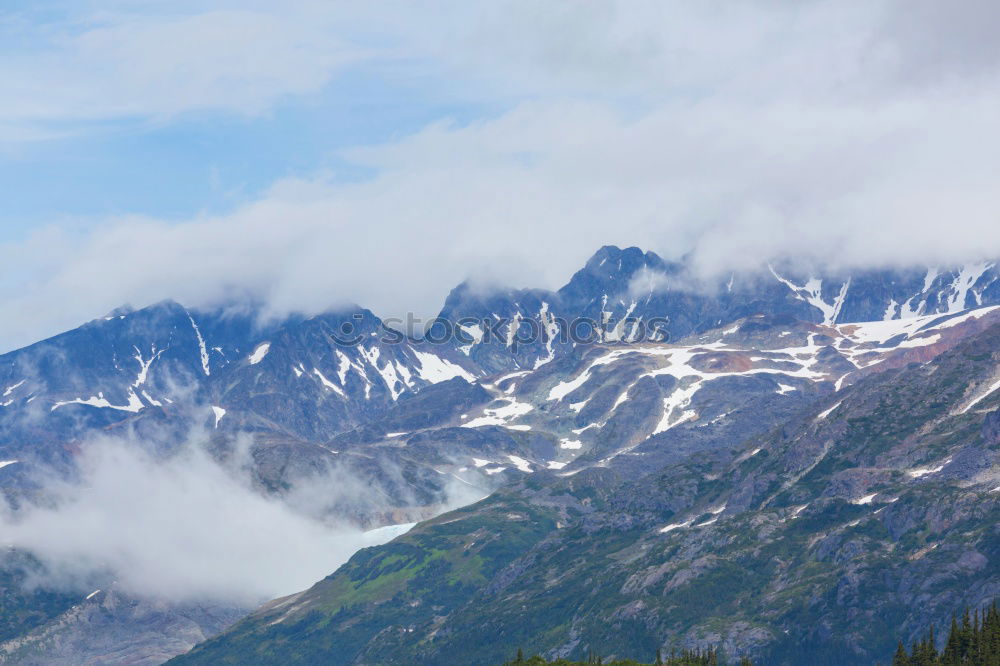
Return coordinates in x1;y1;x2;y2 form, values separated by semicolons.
0;429;476;604
2;0;1000;351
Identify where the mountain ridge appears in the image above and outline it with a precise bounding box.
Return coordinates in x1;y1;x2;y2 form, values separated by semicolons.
1;246;999;664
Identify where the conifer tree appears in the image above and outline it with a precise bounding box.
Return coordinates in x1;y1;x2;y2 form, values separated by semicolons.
894;640;910;666
891;600;1000;666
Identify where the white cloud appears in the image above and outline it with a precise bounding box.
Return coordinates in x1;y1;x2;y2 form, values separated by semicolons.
2;1;1000;349
4;92;1000;349
0;2;364;138
0;432;449;604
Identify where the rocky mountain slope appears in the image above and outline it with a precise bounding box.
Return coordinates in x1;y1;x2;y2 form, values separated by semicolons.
0;586;247;666
171;319;1000;665
1;246;999;664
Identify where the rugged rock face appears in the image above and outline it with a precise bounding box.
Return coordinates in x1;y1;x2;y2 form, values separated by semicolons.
0;587;248;665
984;408;1000;447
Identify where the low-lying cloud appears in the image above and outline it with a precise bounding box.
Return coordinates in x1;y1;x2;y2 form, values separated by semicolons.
0;432;477;605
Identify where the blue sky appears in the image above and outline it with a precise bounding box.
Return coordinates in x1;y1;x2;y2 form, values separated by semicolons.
0;3;497;240
1;71;489;235
2;1;1000;350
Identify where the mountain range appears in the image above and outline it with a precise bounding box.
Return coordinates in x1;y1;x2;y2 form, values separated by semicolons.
1;246;999;664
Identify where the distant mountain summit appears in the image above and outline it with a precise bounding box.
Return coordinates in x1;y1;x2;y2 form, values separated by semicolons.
1;245;996;479
440;245;1000;369
2;246;997;472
